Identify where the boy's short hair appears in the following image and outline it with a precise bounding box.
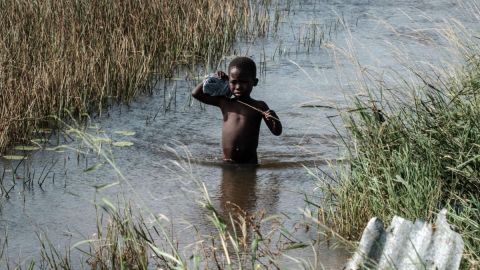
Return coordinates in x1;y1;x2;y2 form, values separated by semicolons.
228;57;256;78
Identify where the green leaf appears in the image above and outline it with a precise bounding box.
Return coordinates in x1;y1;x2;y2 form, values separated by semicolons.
114;130;136;136
45;145;69;152
14;145;41;151
71;239;95;250
112;141;134;147
94;181;120;191
284;242;308;250
394;175;408;186
101;198;116;212
251;237;260;267
93;137;112;143
37;128;52;134
84;163;103;172
2;155;27;160
147;242;183;267
31;138;49;143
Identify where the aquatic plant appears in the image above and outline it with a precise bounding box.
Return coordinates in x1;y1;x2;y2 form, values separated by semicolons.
0;0;273;153
315;27;480;270
86;203;150;269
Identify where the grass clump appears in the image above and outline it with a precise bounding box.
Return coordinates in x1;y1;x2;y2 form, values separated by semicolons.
0;0;272;153
87;204;150;269
317;53;480;268
52;197;304;270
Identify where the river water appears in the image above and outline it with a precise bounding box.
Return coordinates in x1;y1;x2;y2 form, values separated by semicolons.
1;0;478;268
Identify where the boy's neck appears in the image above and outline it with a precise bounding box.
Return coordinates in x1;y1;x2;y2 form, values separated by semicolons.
233;96;253;102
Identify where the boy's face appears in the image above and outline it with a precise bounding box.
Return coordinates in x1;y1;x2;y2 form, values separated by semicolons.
228;67;258;98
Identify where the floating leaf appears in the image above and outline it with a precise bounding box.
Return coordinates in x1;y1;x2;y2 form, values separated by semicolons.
14;145;41;151
112;141;134;147
2;155;27;160
93;137;112;143
31;138;49;143
284;242;308;250
114;130;136;136
45;145;68;152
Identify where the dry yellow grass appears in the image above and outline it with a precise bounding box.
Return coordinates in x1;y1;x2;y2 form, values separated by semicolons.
0;0;271;152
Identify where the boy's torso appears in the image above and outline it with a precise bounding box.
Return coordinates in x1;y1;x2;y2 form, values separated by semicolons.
219;98;264;163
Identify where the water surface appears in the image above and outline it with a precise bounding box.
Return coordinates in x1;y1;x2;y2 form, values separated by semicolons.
1;0;478;268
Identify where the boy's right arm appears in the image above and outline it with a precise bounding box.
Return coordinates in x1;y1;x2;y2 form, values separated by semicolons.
191;82;222;106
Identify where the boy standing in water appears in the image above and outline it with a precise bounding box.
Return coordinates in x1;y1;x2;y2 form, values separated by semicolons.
192;57;282;164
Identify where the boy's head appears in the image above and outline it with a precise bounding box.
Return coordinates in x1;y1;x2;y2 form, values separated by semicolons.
228;57;257;79
228;57;259;98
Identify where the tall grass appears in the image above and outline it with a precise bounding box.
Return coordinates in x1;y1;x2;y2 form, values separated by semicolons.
316;43;480;268
87;203;150;269
80;193;322;269
0;0;272;153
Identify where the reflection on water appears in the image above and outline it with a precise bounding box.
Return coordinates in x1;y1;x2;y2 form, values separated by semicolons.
219;164;259;217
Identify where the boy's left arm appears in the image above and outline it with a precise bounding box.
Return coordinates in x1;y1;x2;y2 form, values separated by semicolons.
259;102;282;136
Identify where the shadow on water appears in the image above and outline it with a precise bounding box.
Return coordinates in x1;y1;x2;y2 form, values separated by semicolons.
213;163;351;269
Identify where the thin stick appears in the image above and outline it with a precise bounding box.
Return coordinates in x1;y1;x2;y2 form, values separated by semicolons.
236;100;280;121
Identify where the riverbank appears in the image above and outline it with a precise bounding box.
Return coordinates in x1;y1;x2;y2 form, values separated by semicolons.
317;35;480;269
0;0;271;153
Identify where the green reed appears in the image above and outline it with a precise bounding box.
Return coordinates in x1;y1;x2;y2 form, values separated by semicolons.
316;49;480;268
0;0;272;153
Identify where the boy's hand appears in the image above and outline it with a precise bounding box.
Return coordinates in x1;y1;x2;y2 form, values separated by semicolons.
262;109;282;136
263;109;272;119
216;71;229;81
263;110;278;121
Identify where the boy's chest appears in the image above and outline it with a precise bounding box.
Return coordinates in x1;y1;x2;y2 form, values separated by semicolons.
221;103;262;122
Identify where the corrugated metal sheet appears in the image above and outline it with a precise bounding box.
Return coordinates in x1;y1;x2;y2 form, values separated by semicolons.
344;209;464;270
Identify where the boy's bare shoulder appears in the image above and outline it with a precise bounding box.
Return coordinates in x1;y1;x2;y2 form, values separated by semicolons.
251;99;269;111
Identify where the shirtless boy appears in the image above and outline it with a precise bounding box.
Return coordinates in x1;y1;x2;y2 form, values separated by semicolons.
192;57;282;164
